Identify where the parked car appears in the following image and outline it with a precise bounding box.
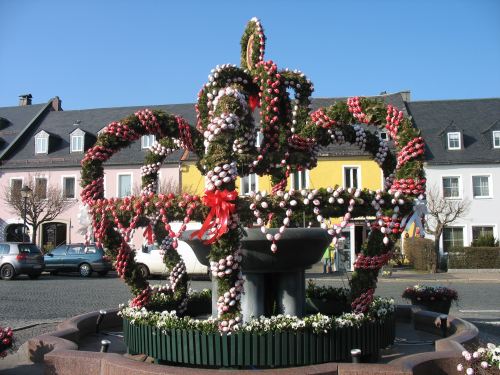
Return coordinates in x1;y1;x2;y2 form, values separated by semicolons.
44;244;112;277
0;242;45;280
135;240;207;279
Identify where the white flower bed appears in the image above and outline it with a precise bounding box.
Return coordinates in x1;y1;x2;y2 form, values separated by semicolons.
119;297;395;335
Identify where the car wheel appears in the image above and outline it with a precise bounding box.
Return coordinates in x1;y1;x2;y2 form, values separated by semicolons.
0;264;16;280
137;264;150;279
29;273;41;280
79;263;92;278
97;271;108;277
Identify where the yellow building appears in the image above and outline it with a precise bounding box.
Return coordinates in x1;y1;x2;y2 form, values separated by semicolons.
181;156;383;195
180;153;384;271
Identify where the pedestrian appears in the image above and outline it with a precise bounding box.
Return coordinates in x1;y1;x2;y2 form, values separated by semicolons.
322;247;332;274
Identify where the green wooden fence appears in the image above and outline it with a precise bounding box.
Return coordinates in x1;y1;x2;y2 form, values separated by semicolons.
123;315;395;368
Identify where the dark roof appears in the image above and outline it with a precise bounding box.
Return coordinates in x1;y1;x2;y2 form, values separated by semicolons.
406;98;500;165
311;93;406;157
0;93;408;169
0;104;195;169
0;103;48;155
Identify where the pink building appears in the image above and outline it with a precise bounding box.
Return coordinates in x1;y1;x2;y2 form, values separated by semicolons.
0;95;196;250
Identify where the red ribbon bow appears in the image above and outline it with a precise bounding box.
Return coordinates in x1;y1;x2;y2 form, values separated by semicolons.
249;95;260;112
191;189;238;244
143;223;154;245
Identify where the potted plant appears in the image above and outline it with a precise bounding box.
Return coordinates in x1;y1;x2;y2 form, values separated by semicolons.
0;326;14;358
305;280;350;316
402;285;458;314
456;343;500;374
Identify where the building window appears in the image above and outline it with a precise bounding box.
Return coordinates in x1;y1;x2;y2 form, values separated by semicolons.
344;167;359;189
141;135;155;149
493;131;500;149
472;175;491;198
375;130;388;141
35;177;48;199
291;170;308;190
70;134;84;152
35;135;48;154
10;178;22;199
443;227;464;251
241;174;258;195
472;226;494;242
442;176;460;198
63;177;75;199
118;174;132;198
447;132;461;150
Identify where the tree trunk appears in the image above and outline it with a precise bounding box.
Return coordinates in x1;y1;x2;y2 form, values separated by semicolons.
432;225;443;273
31;224;38;246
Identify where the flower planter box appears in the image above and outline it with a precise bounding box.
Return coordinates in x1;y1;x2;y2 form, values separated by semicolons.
123;314;396;368
410;298;452;314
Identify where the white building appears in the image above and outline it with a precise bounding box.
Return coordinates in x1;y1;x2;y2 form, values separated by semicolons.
407;98;500;253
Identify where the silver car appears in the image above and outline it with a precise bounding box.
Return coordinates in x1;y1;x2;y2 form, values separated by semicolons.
0;242;45;280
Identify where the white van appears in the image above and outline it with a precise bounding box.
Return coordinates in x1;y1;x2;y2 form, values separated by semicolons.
134;222;207;278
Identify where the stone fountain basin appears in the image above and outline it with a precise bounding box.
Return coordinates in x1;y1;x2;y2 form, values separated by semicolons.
183;228;331;272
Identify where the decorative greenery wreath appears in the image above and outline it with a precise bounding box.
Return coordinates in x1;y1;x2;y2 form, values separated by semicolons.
81;17;426;332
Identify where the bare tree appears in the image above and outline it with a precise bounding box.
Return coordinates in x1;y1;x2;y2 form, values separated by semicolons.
425;186;470;272
132;177;195;196
3;175;76;244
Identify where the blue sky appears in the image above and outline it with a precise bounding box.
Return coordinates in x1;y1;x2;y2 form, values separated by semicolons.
1;0;499;109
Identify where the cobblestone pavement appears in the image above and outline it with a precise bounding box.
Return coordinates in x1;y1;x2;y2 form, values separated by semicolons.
1;270;499;349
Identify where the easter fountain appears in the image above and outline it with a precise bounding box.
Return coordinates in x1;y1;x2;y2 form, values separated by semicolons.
75;17;430;369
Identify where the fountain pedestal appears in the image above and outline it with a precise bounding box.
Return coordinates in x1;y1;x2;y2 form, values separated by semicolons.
185;228;330;320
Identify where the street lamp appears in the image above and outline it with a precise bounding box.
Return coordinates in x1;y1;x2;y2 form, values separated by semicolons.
20;185;32;243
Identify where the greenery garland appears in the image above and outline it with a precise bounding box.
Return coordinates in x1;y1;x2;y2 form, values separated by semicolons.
80;17;426;330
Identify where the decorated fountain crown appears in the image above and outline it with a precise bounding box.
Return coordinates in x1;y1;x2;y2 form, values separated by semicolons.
80;18;426;331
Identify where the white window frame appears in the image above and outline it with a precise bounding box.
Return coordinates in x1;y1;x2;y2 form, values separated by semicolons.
447;132;461;150
375;130;388;141
70;134;85;152
240;174;258;196
342;166;361;189
493;131;500;149
290;170;309;190
35;131;49;154
9;176;24;189
471;224;497;244
34;176;48;199
61;175;77;200
141;135;156;149
9;177;24;199
441;175;462;199
471;174;493;199
442;225;466;252
117;173;133;198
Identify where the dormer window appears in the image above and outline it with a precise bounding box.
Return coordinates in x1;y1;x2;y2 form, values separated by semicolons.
141;135;155;149
493;131;500;149
35;131;49;154
375;130;388;141
70;128;85;153
447;132;461;150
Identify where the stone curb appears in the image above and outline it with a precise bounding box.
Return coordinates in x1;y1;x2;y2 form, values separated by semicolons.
448;269;500;273
22;306;480;375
